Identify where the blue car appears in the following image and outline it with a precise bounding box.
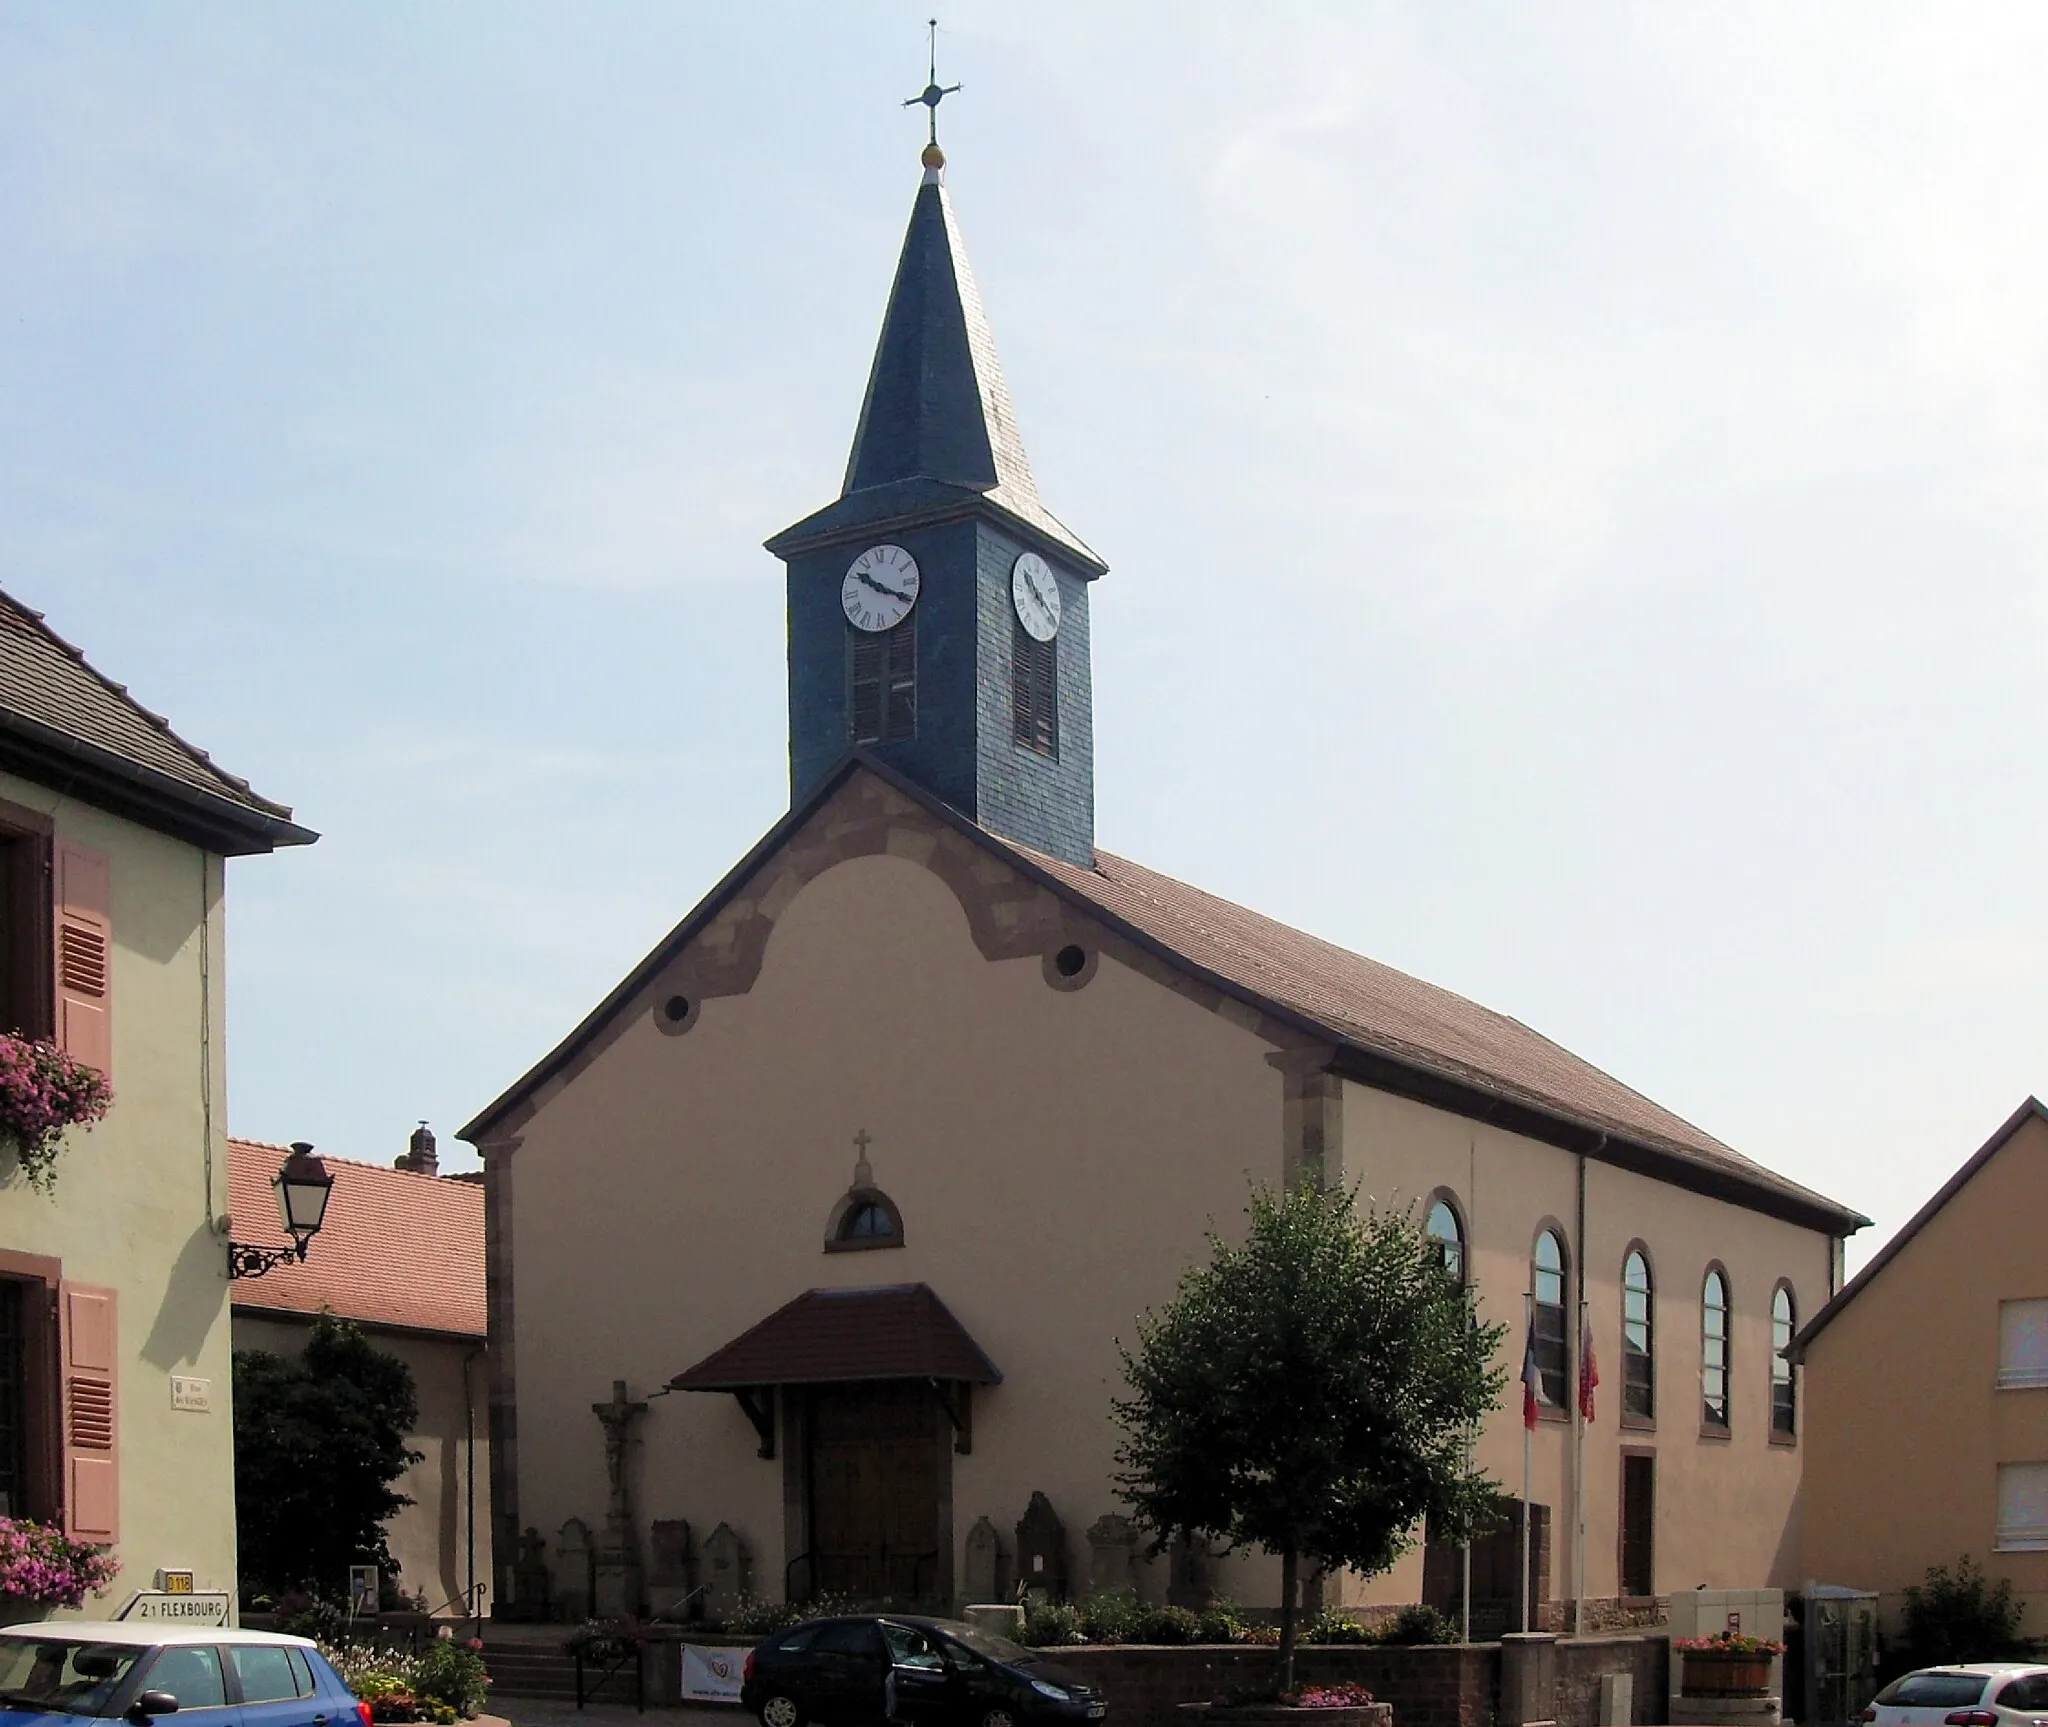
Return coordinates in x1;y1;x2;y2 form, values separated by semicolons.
0;1623;367;1727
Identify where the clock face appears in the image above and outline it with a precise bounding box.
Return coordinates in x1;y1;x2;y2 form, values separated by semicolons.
1011;552;1061;642
841;545;921;633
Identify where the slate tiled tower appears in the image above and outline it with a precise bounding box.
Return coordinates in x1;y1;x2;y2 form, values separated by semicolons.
767;147;1106;868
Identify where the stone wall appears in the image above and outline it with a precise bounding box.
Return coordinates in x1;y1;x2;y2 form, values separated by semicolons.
1046;1637;1668;1727
1556;1635;1669;1726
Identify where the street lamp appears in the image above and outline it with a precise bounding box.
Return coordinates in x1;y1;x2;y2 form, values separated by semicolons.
227;1142;335;1280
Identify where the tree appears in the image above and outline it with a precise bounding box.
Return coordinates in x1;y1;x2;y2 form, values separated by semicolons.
1113;1179;1506;1691
233;1313;421;1600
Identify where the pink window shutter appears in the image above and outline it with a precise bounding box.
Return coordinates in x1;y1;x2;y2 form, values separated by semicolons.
54;842;112;1077
59;1282;119;1545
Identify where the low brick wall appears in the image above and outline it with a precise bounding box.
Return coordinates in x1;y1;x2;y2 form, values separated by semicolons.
1050;1644;1499;1727
1047;1636;1667;1727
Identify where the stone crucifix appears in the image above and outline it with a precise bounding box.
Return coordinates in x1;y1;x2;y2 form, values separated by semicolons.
591;1379;649;1616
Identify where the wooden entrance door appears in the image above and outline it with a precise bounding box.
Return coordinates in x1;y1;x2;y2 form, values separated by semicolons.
1619;1451;1654;1597
808;1382;942;1602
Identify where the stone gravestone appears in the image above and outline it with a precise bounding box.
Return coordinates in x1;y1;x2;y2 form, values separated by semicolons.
963;1516;1008;1605
556;1518;595;1623
1015;1492;1068;1602
649;1519;697;1619
702;1522;751;1622
1086;1513;1140;1598
1167;1534;1216;1610
511;1526;552;1622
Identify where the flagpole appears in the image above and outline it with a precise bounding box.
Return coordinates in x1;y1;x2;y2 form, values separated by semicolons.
1521;1292;1533;1635
1573;1297;1587;1636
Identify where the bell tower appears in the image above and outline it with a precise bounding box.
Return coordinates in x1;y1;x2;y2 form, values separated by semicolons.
766;137;1106;868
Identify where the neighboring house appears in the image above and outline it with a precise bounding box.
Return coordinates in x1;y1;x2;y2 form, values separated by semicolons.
0;589;313;1613
228;1128;489;1617
1795;1097;2048;1637
461;144;1868;1630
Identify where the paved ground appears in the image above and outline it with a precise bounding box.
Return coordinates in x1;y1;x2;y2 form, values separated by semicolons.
482;1706;744;1727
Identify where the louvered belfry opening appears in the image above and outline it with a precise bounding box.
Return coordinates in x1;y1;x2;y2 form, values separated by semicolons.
1011;619;1057;757
849;619;916;745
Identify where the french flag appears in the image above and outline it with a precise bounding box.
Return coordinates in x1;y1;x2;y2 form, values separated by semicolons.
1522;1316;1542;1430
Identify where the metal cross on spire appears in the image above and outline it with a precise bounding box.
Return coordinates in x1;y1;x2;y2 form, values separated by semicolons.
904;18;961;148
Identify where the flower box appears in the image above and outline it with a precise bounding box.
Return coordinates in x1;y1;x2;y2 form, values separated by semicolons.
1179;1704;1393;1727
1680;1649;1773;1697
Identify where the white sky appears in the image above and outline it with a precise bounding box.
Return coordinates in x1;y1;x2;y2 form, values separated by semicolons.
4;4;2043;1272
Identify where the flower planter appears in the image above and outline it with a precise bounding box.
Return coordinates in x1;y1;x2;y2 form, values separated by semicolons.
1681;1651;1773;1697
0;1599;53;1629
1179;1705;1393;1727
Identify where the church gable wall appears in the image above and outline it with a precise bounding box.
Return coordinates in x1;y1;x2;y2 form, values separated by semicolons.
496;823;1296;1610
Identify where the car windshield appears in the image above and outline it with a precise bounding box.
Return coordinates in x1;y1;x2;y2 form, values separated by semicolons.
0;1636;148;1716
939;1625;1032;1665
1874;1674;1990;1709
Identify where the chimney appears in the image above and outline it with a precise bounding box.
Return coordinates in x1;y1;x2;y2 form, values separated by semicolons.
397;1120;439;1177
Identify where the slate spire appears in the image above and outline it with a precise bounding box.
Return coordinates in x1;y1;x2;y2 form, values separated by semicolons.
770;152;1102;570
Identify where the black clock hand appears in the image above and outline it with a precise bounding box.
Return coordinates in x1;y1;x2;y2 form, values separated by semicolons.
858;571;913;604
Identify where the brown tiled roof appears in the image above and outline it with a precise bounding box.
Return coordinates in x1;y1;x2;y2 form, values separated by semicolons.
670;1284;1001;1390
0;591;314;854
1015;843;1853;1225
462;755;1865;1236
228;1138;485;1339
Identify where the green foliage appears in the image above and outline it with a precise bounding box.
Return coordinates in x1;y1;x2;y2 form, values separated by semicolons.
1305;1608;1378;1645
1019;1600;1085;1647
233;1314;421;1598
1195;1602;1247;1645
1377;1604;1456;1645
1136;1603;1201;1645
1079;1591;1142;1644
1898;1558;2029;1668
414;1640;490;1717
1113;1180;1506;1684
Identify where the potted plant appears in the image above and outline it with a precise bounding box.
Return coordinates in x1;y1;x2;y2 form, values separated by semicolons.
0;1034;113;1194
1676;1631;1786;1697
0;1516;121;1623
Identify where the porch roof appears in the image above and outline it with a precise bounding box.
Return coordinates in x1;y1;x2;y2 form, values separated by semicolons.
668;1283;1001;1391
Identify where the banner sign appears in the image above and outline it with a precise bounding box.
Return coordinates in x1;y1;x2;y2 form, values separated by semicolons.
119;1591;232;1626
681;1644;746;1703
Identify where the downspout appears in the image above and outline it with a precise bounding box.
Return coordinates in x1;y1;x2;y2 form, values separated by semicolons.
1572;1136;1602;1635
463;1345;483;1624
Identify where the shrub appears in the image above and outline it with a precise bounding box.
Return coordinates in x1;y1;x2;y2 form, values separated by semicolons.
1898;1559;2028;1669
1305;1608;1377;1645
720;1594;800;1637
1136;1604;1201;1645
1020;1600;1085;1647
317;1644;418;1700
414;1639;490;1719
1196;1601;1246;1645
1377;1604;1455;1646
1079;1591;1142;1644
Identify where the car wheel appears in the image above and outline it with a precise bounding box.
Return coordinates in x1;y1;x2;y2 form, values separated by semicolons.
759;1694;805;1727
981;1709;1017;1727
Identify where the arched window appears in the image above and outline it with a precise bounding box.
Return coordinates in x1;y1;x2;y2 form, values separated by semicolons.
1701;1267;1731;1431
1622;1247;1654;1424
1771;1285;1797;1440
1532;1229;1569;1412
824;1188;905;1253
1425;1195;1466;1285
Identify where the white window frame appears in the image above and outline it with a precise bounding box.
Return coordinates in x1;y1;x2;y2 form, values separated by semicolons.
1997;1299;2048;1391
1994;1461;2048;1553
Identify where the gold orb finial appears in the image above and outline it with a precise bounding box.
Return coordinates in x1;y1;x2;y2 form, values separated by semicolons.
922;141;946;171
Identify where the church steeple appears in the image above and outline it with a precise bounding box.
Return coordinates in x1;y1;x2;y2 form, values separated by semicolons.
769;143;1105;867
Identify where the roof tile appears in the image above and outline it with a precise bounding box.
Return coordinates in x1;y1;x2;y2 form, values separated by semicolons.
228;1138;485;1338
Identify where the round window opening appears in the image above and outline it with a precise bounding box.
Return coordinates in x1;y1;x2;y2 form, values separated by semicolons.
1054;944;1088;978
840;1200;897;1241
662;995;691;1024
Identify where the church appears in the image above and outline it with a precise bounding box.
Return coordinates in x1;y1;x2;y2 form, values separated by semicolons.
461;132;1865;1631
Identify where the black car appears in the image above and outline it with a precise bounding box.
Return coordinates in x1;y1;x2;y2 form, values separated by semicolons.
742;1616;1107;1727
